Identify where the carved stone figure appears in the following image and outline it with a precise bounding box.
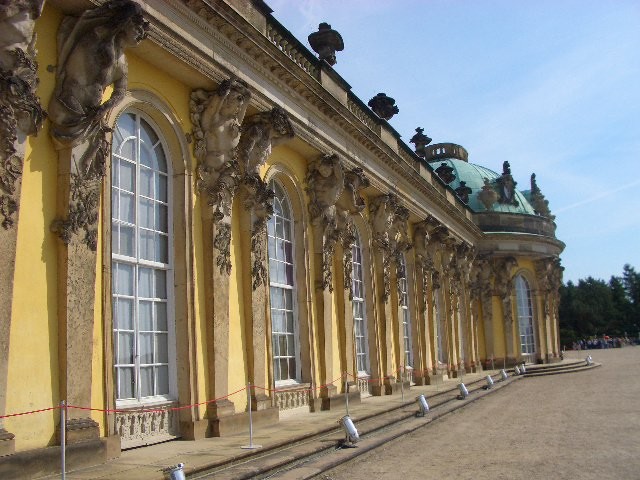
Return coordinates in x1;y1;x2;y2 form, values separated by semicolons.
238;107;294;177
49;0;148;147
338;167;369;296
435;162;456;184
454;181;472;204
369;193;397;301
492;256;518;299
496;161;518;206
0;0;46;228
409;127;432;158
306;153;345;291
529;173;554;219
48;0;148;249
190;78;251;220
477;177;498;210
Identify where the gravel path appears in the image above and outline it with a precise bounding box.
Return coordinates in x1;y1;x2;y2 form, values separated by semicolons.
318;348;640;480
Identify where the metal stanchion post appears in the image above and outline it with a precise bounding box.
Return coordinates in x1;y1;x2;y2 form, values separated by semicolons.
60;400;66;480
400;366;405;402
344;375;349;417
241;384;261;450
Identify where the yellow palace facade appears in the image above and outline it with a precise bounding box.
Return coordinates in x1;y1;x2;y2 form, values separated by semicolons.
0;0;564;475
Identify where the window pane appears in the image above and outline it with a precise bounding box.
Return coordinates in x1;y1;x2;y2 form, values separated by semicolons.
155;270;167;299
120;160;135;192
118;139;135;161
138;267;153;298
157;234;168;263
156;366;169;395
111;191;119;219
270;287;283;309
139;301;153;331
278;335;287;356
140;230;154;261
118;113;136;140
140;333;153;364
156;204;168;233
120;226;135;257
116;263;134;296
120;192;135;223
155;302;167;330
141;118;159;146
156;174;168;202
140;145;154;168
118;368;134;399
140;167;153;197
272;334;280;357
155;146;167;172
118;332;134;364
156;333;168;363
115;298;134;330
140;366;153;397
139;198;154;229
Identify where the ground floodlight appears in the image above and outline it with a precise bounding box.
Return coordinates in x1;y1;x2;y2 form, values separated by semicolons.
520;363;526;374
416;394;429;417
514;365;521;375
586;355;593;366
163;463;186;480
458;382;469;399
484;375;494;389
339;415;359;447
500;369;508;381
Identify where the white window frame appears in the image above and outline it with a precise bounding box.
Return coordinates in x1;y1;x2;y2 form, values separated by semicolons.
351;232;370;377
267;180;301;386
398;255;413;369
112;111;177;408
515;275;536;357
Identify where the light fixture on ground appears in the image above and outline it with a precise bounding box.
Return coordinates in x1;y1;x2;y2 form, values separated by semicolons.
339;415;359;447
514;365;521;375
586;355;593;366
416;394;429;417
458;382;469;399
520;363;527;374
163;463;185;480
483;375;494;390
500;369;508;381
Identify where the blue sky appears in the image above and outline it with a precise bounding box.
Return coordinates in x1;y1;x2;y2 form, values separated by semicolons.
268;0;640;284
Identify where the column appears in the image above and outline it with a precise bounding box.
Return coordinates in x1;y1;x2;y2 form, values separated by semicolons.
0;0;46;454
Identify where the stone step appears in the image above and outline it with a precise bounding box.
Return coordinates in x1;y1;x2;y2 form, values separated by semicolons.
188;374;514;480
523;362;601;377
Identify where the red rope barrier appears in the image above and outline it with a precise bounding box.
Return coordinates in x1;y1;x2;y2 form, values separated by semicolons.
0;406;61;419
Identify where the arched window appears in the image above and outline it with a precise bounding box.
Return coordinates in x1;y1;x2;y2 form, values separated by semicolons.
111;112;174;404
515;275;536;357
398;255;413;368
267;180;300;384
351;231;369;376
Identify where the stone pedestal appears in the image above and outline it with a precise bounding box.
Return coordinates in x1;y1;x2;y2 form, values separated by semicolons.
0;429;15;457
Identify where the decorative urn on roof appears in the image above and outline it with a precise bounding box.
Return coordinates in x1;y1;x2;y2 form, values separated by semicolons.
410;127;432;158
368;93;399;120
308;23;344;66
435;162;456;184
455;181;472;204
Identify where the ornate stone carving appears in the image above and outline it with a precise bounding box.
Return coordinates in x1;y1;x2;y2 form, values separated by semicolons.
115;407;179;449
367;93;398;121
306;154;345;292
238;106;294;177
530;173;555;219
496;161;518;206
242;175;274;290
337;167;369;298
190;78;251;217
391;204;412;292
275;387;310;410
0;0;46;228
48;0;148;249
492;256;518;299
370;193;412;301
308;22;344;66
413;220;433;298
191;78;252;274
477;177;498;210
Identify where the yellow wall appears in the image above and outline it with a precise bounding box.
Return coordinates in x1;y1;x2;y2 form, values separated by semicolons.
6;5;63;452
